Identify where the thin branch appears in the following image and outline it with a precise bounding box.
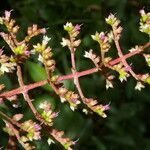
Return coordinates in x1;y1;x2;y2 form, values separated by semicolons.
109;42;150;65
0;110;21;128
58;67;98;81
70;49;85;99
0;80;47;98
16;65;38;115
5;121;26;149
112;27;139;80
0;42;149;99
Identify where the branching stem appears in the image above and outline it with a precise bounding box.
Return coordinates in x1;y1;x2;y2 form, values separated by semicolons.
0;42;149;100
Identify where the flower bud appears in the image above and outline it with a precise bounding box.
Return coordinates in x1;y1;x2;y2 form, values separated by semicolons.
46;60;55;67
12;25;19;34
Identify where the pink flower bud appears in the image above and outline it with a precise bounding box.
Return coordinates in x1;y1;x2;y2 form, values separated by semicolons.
103;104;110;111
40;28;46;34
74;24;82;31
0;98;3;104
4;10;12;21
34;124;41;131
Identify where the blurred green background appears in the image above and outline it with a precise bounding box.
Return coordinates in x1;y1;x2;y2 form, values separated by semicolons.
0;0;150;149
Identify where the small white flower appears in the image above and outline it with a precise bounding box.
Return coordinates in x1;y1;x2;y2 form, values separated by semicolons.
60;38;70;47
106;79;113;89
70;106;75;111
84;49;93;58
105;13;117;25
84;49;100;66
39;101;48;109
42;36;51;45
0;17;3;24
129;46;139;52
33;44;38;49
135;82;145;91
64;22;73;29
91;35;96;41
76;100;81;105
38;54;43;63
140;24;150;32
91;32;99;41
30;49;36;54
139;9;145;15
60;97;66;103
82;109;88;115
4;10;12;20
47;138;55;145
107;31;114;42
0;64;9;73
106;13;115;20
143;54;150;67
119;76;127;82
129;48;136;52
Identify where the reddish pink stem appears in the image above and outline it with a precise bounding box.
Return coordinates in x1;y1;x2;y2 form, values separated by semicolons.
109;42;150;66
58;67;98;81
0;80;47;97
0;42;149;99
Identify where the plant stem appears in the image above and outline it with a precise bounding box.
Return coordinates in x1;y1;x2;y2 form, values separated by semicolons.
0;42;149;99
16;65;38;115
71;49;85;99
112;27;138;80
5;121;27;149
0;110;21;128
109;42;150;65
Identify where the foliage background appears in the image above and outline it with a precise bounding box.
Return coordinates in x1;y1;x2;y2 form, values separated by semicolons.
0;0;150;149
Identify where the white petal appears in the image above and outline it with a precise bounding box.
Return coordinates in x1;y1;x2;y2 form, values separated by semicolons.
43;36;51;45
135;82;145;91
0;64;9;73
38;54;43;63
60;97;66;103
47;138;55;145
70;106;75;111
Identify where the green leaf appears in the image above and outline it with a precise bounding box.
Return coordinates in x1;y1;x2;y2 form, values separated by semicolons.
0;74;12;90
25;61;52;91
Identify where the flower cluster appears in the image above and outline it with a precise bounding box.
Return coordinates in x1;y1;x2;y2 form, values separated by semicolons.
0;10;19;33
113;63;129;82
39;101;58;126
84;98;110;118
51;129;75;150
58;87;80;111
84;49;100;67
91;32;111;52
3;114;41;150
3;121;15;136
0;10;46;64
106;75;115;89
0;48;16;76
61;22;81;50
33;36;56;73
0;9;150;150
25;24;46;42
105;14;123;40
139;9;150;35
20;120;41;141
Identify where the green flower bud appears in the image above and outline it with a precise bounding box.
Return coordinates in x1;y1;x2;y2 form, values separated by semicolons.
14;44;26;55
